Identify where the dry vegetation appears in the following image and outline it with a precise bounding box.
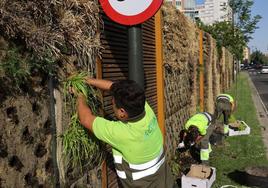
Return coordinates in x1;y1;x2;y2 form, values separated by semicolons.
161;3;198;72
0;0;102;73
0;1;103;186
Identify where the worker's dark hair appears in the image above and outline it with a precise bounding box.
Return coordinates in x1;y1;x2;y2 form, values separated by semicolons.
185;126;200;143
110;80;145;118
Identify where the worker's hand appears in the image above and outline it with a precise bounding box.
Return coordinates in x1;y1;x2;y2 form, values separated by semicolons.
177;141;185;149
83;76;89;83
84;76;93;85
68;87;85;98
68;86;77;95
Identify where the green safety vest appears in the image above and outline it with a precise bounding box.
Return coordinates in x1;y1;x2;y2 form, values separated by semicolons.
184;113;211;136
217;94;234;103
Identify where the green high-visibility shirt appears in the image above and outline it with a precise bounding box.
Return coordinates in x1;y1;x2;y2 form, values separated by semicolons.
92;102;163;164
184;113;209;136
217;93;234;103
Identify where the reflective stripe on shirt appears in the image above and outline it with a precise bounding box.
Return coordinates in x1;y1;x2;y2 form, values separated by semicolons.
114;155;123;164
129;148;163;170
217;96;230;101
114;148;165;181
202;112;212;122
132;156;165;180
116;169;127;179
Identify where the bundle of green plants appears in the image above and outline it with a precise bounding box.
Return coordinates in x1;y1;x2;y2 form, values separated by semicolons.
238;121;247;131
62;72;102;172
229;120;247;131
63;72;101;114
62;114;102;170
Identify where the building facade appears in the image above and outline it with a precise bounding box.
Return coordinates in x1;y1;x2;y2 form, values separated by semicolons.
166;0;183;10
166;0;197;21
243;46;250;63
181;0;197;20
196;0;232;25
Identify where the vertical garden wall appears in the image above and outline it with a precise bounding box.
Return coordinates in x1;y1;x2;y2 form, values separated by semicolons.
0;0;102;187
161;4;199;160
0;1;234;188
161;3;234;170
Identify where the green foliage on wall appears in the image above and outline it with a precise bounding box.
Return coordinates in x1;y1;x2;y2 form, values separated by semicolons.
0;47;30;87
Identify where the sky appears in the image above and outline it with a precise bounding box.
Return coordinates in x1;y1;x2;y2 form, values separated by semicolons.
249;0;268;53
195;0;268;53
196;0;204;5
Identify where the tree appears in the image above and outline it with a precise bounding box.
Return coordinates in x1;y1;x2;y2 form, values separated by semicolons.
228;0;261;60
198;0;261;61
251;50;268;65
198;20;246;60
229;0;262;43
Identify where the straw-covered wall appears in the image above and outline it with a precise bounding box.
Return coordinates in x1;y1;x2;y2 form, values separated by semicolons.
162;3;199;160
162;3;234;166
0;0;102;187
0;1;234;187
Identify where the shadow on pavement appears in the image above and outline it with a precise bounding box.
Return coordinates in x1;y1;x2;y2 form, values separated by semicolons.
228;168;268;188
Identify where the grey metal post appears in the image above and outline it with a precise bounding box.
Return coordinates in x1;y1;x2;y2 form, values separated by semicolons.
128;25;144;89
48;75;60;188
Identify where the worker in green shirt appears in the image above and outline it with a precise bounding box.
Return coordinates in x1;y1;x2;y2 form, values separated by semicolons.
74;78;174;188
214;94;235;135
177;112;214;164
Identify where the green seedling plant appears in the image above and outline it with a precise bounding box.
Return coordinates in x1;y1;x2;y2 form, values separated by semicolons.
62;72;102;172
238;122;247;131
62;114;101;170
63;72;100;113
64;72;89;99
0;49;30;87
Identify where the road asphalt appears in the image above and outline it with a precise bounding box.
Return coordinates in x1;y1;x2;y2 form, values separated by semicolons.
247;71;268;159
249;70;268;111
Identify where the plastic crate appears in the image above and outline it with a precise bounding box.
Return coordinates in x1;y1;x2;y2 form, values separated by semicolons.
228;121;250;136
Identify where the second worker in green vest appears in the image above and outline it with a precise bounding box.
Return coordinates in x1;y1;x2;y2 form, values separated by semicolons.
214;93;235;135
177;112;214;165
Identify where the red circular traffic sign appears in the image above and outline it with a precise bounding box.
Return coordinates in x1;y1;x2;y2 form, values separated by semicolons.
99;0;163;25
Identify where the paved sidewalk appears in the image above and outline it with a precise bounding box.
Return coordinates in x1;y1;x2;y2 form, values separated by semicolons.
248;74;268;159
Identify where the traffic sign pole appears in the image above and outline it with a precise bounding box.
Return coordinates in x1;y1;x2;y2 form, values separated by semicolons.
99;0;163;88
128;25;144;89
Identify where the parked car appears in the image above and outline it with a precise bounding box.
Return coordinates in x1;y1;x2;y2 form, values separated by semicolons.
254;64;263;70
260;66;268;74
240;64;245;70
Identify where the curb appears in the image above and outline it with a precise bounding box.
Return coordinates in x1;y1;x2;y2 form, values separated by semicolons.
248;75;268;116
247;73;268;159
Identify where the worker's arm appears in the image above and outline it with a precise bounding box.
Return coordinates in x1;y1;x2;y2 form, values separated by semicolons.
85;78;113;91
232;101;237;112
77;94;96;132
76;92;121;148
195;135;203;143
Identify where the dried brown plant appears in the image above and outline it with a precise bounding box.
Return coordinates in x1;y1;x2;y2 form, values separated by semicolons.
0;0;102;71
